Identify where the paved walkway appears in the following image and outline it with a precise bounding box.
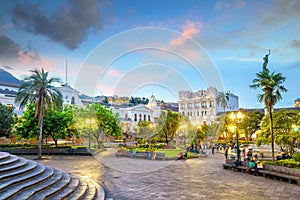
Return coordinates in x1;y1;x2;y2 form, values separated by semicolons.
27;149;300;200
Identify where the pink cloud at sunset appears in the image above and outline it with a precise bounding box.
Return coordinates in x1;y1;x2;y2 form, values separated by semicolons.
170;21;201;46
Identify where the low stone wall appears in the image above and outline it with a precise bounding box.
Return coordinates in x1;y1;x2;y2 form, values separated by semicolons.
0;148;94;156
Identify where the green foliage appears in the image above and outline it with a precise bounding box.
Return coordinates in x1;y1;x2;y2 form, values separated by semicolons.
137;120;156;139
250;52;287;161
12;104;39;139
240;110;264;141
0;103;15;137
264;159;300;168
157;109;182;144
259;109;300;156
292;152;300;162
43;106;77;147
216;91;229;113
129;96;149;105
15;68;63;159
93;104;122;137
12;104;77;146
73;104;122;148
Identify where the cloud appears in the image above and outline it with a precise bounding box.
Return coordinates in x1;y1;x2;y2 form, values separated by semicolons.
170;21;201;46
215;0;245;10
11;0;112;50
0;35;20;60
290;39;300;50
0;34;40;62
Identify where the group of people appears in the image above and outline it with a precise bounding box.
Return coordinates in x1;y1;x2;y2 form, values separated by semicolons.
177;149;188;160
248;154;263;175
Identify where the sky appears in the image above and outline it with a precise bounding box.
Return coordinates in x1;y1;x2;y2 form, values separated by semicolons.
0;0;300;108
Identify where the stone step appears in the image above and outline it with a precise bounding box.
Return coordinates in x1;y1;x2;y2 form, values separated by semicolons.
0;152;105;200
11;168;63;200
50;175;80;200
0;166;54;199
82;178;97;200
0;163;45;193
87;178;105;200
0;159;37;181
66;178;88;200
0;157;28;174
32;171;71;199
0;152;10;161
0;154;19;168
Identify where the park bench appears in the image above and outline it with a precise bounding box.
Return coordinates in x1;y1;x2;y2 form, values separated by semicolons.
115;150;165;160
223;160;300;185
258;164;300;185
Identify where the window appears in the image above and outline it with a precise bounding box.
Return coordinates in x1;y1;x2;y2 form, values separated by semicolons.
134;114;137;121
71;97;75;104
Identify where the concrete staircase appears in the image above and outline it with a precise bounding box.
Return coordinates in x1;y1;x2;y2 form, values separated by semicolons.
0;152;105;200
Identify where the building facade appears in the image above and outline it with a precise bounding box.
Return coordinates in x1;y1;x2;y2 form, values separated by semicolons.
178;87;239;125
56;85;83;107
0;82;22;114
110;94;161;134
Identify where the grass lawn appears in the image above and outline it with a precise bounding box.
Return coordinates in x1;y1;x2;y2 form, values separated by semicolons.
155;149;197;158
122;147;198;158
155;149;181;157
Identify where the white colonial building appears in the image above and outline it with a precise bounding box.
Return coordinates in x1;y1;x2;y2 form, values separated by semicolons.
178;87;239;125
0;81;22;114
56;85;83;107
111;94;161;133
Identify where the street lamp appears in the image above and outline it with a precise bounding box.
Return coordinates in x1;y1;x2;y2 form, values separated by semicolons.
86;118;95;150
230;111;243;161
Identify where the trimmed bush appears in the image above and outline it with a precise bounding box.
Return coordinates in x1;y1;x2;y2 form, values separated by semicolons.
292;151;300;162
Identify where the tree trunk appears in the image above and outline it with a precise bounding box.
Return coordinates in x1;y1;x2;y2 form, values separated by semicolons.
268;106;275;162
165;132;168;144
54;139;58;148
37;118;43;160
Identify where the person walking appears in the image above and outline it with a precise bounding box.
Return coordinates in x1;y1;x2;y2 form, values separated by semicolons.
224;147;228;160
212;146;215;155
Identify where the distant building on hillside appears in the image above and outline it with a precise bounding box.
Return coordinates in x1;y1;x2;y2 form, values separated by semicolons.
178;87;239;126
295;98;300;107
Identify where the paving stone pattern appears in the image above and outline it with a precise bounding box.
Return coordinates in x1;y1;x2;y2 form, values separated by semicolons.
28;149;300;200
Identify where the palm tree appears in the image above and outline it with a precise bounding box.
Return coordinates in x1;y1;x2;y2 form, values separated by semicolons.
15;69;62;159
216;91;229;114
250;52;287;161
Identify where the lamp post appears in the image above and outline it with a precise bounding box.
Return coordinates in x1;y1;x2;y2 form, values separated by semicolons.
86;118;95;150
230;111;243;161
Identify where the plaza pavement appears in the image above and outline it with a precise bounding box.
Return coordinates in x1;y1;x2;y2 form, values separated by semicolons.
30;148;299;200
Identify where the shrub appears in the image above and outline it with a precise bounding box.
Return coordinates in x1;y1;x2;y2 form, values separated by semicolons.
292;151;300;162
264;159;300;168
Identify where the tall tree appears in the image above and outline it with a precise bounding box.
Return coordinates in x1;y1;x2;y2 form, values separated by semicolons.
158;109;181;144
43;106;76;147
259;109;300;157
15;69;62;159
0;103;15;137
216;91;229;114
250;51;287;161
